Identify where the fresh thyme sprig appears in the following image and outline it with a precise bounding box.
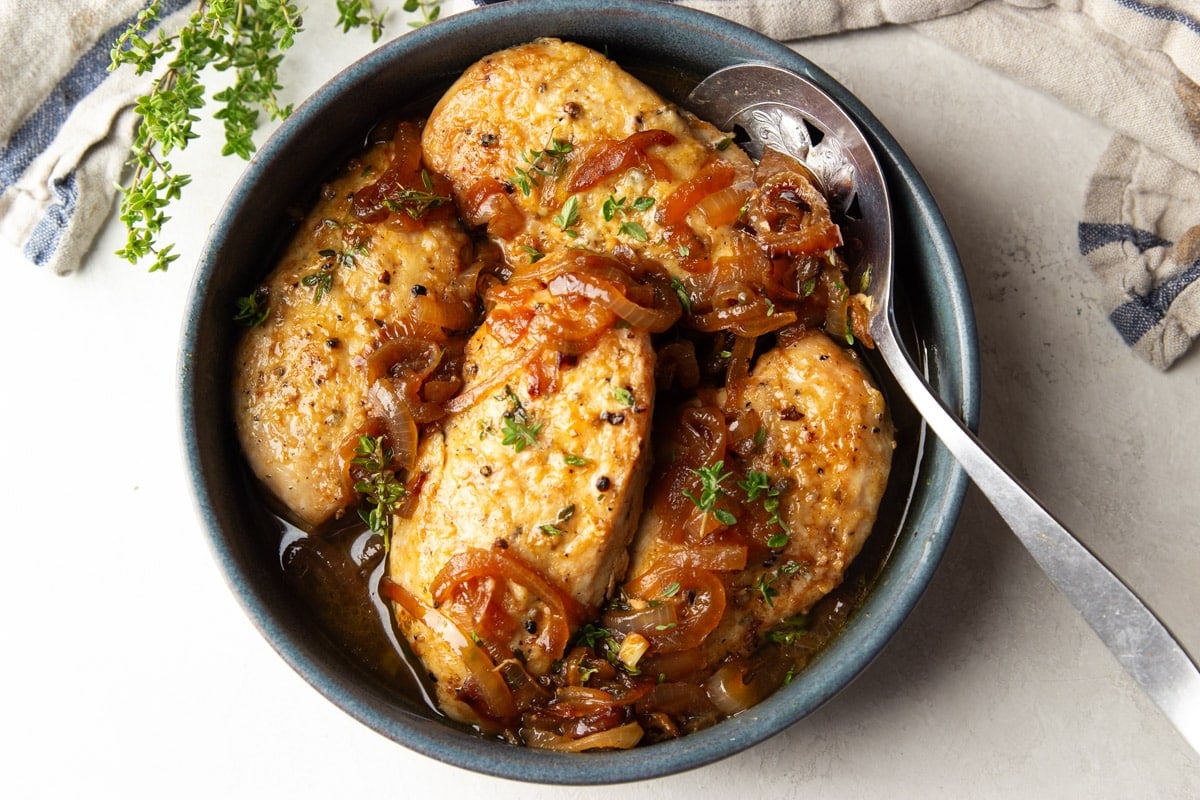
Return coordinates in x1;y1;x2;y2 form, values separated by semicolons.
603;193;654;242
110;0;444;273
499;385;542;452
401;0;441;27
335;0;386;41
383;169;451;219
234;285;270;326
738;469;790;548
509;138;573;196
683;461;737;526
352;433;406;548
757;560;801;607
110;0;302;272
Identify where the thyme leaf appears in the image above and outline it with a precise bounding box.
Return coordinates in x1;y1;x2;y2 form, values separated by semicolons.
234;286;269;327
682;460;736;526
109;0;443;272
739;468;790;546
509;138;573;195
757;560;801;607
499;385;542;452
352;433;406;549
554;195;581;235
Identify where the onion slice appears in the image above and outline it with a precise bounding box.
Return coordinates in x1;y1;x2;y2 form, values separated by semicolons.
522;721;645;752
379;575;518;725
365;380;419;472
546;271;680;333
622;565;726;653
568;130;677;192
430;548;586;667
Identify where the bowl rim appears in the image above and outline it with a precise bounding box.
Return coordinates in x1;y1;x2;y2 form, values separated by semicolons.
180;0;980;785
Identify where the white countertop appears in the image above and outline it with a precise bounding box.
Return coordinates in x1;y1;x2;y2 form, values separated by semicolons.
3;11;1198;799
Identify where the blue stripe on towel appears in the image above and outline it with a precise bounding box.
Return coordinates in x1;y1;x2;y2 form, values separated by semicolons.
1077;221;1194;346
1109;257;1200;345
1078;221;1170;255
23;171;79;267
1114;0;1200;37
0;0;191;192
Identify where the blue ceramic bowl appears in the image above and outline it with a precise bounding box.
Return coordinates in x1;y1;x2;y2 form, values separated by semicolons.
181;0;978;784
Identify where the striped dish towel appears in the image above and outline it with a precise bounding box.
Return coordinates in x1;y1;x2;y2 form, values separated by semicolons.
5;1;1199;369
0;0;192;276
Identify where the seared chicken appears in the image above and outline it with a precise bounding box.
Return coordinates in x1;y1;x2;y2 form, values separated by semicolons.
422;37;755;281
386;287;655;727
625;331;894;671
233;124;472;527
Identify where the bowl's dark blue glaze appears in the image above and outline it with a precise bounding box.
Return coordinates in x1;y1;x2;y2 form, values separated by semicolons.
181;0;978;784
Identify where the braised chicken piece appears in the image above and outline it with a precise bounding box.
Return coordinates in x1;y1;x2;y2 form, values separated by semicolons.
421;37;757;283
616;331;894;681
385;274;658;728
233;122;473;527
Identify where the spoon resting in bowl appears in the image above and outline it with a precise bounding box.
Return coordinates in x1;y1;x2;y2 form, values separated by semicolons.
687;61;1200;755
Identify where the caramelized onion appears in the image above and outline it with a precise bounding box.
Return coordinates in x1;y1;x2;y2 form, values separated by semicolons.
420;378;463;404
523;721;644;751
723;334;756;393
652;543;748;573
461;176;524;237
656;339;701;391
704;662;762;716
409;293;475;334
364;335;442;385
379;575;518;725
634;681;713;716
497;659;553;709
603;602;675;635
350;121;425;223
365;380;419;472
546;271;680;333
638;648;710;683
726;406;765;458
533;294;618;356
568;130;677;191
686;181;753;230
430;548;585;668
552;685;627;712
748;150;842;256
623;565;726;653
363;332;447;428
658;158;738;227
691;281;798;337
713;230;772;285
677;405;728;467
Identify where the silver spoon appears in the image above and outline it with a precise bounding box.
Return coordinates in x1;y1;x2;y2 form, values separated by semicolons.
688;61;1200;754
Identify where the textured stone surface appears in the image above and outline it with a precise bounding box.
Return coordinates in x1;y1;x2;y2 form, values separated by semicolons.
3;16;1196;800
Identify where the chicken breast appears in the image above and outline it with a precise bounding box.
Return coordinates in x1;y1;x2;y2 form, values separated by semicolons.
233;123;473;527
422;37;755;280
624;331;894;672
386;287;656;727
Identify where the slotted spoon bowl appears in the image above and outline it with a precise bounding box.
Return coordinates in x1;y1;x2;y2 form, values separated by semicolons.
688;61;1200;754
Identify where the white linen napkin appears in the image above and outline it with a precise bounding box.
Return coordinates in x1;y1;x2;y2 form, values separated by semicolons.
4;0;1198;369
